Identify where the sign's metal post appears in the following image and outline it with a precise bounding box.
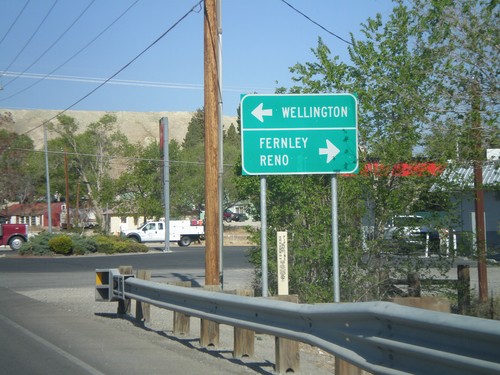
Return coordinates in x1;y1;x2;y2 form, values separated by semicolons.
260;176;268;297
332;175;340;302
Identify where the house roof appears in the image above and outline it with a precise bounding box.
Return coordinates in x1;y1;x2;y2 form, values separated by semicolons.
433;162;500;190
0;202;64;217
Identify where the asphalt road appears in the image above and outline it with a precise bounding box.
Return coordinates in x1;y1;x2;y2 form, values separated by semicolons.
0;246;265;375
0;245;254;290
0;286;255;375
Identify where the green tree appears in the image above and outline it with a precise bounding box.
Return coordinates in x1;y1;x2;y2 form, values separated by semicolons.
0;128;36;204
183;108;205;149
48;114;131;219
167;108;205;216
174;108;243;216
169;139;186;215
115;140;163;221
415;0;499;161
223;123;242;209
238;1;455;302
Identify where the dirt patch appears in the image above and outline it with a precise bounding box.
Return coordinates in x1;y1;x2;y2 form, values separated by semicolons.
223;226;256;246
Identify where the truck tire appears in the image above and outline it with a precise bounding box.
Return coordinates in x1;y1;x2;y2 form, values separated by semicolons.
178;236;192;247
127;235;141;243
9;236;25;251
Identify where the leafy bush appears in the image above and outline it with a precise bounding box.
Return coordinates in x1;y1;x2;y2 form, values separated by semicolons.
19;231;56;255
19;232;147;256
72;236;98;255
48;235;73;255
469;297;500;321
94;235;148;254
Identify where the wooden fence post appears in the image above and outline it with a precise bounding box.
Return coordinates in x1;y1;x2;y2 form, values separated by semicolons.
272;295;300;374
457;265;471;315
408;272;421;297
200;285;220;348
172;281;192;335
335;358;365;375
136;269;151;323
232;289;255;358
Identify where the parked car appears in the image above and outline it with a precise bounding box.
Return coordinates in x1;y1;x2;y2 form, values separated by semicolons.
384;215;440;254
223;209;248;222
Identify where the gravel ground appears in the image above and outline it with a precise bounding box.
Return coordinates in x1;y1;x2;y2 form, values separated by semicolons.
18;286;337;374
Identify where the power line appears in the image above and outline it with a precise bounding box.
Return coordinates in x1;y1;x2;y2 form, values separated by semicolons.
2;0;59;75
7;146;236;167
0;70;274;93
0;0;140;102
2;0;96;89
19;0;204;137
0;0;31;49
279;0;353;46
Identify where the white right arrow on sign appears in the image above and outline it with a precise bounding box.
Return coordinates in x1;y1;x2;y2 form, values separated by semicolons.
319;140;340;163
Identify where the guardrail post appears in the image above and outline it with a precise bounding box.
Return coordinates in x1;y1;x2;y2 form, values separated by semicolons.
136;269;151;323
407;272;421;297
232;289;255;358
200;285;220;348
272;295;300;374
335;358;366;375
117;265;133;315
457;265;471;315
172;281;192;335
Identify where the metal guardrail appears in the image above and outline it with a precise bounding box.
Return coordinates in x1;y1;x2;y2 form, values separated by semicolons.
97;270;500;374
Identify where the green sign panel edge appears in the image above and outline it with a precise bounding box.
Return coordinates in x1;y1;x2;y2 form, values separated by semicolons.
240;93;359;176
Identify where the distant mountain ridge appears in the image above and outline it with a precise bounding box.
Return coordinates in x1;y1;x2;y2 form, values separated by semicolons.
0;109;238;148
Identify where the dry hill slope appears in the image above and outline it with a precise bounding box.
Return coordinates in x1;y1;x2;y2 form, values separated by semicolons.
0;109;237;148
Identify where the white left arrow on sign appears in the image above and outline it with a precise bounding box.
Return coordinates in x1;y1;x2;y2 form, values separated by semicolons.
319;140;340;163
251;103;273;123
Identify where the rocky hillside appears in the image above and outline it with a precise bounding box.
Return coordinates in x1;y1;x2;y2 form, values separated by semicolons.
0;109;238;148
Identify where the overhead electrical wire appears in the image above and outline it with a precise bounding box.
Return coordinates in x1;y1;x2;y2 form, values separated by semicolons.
22;0;204;136
7;147;235;167
2;0;59;76
0;0;140;102
0;71;273;93
3;0;352;107
279;0;353;46
0;0;31;49
2;0;97;89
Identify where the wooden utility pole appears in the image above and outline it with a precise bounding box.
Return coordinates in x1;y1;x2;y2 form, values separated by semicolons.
204;0;220;286
472;78;488;302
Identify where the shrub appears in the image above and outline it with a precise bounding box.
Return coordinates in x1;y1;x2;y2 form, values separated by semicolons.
48;235;73;255
19;231;56;255
469;297;500;320
94;235;148;254
72;236;98;255
19;232;147;256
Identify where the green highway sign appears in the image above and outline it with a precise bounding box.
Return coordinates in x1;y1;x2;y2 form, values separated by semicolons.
240;94;359;175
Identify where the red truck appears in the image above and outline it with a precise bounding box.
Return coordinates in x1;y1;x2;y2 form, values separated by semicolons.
0;223;28;250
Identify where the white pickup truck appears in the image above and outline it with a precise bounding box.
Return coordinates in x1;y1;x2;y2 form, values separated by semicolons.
123;220;205;247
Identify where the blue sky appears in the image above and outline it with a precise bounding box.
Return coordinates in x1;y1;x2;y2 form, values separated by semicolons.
0;0;394;117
